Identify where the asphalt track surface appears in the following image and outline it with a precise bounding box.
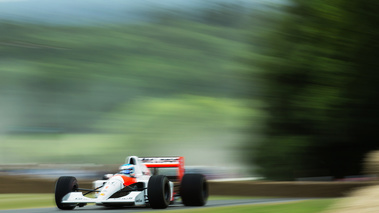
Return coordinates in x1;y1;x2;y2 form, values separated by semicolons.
0;198;309;213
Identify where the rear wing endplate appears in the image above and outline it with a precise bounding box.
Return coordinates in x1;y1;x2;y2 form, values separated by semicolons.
139;157;185;181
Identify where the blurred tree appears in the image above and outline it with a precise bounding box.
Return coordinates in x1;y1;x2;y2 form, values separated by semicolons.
200;2;249;28
253;0;379;180
0;6;254;133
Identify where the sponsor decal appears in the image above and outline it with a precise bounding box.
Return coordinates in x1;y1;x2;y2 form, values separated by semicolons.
114;196;133;200
136;199;143;203
74;197;88;200
141;157;179;163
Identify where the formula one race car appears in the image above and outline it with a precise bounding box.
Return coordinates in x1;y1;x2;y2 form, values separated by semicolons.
54;156;208;210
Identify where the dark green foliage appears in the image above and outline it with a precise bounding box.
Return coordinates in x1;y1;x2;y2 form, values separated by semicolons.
254;0;379;180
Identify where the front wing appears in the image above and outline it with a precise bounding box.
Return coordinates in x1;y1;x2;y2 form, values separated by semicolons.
62;191;146;206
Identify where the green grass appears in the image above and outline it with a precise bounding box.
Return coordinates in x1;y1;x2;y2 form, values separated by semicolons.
143;199;337;213
0;194;337;212
0;194;55;210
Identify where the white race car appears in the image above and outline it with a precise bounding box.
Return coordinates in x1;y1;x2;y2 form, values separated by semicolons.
54;156;208;210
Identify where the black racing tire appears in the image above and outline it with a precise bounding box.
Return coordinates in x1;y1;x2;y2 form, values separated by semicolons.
180;174;208;206
148;175;171;209
55;176;78;210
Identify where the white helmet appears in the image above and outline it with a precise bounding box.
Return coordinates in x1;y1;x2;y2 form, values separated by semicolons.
119;164;135;177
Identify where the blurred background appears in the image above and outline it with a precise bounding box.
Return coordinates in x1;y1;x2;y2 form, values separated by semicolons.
0;0;262;180
1;0;379;182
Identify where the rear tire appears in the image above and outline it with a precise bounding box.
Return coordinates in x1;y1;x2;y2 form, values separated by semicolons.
180;174;208;206
55;176;78;210
148;175;171;209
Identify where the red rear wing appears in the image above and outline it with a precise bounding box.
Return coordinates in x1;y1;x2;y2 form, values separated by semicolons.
139;156;185;181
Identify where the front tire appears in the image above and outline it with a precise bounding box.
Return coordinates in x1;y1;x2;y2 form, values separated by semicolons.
55;176;78;210
180;174;208;206
148;175;171;209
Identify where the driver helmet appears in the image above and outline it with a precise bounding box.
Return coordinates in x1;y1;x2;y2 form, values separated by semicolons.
119;164;136;177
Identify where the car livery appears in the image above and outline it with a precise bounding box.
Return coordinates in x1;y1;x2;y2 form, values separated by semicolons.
54;156;208;210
